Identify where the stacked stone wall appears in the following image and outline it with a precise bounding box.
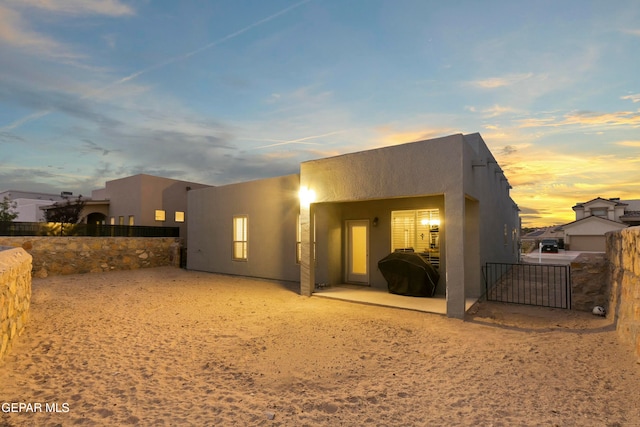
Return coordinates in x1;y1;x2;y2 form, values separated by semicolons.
606;227;640;363
0;248;32;360
570;252;608;311
0;237;180;278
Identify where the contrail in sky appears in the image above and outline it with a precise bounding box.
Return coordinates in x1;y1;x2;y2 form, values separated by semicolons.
1;0;313;132
3;110;52;131
112;0;312;88
253;130;346;149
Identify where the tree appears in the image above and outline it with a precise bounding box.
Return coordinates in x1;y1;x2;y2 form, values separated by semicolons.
0;196;18;222
44;195;86;224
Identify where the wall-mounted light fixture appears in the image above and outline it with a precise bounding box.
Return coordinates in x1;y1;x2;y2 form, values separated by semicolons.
373;217;379;227
299;186;316;207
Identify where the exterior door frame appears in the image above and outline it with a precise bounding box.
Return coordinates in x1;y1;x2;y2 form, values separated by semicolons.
345;219;369;284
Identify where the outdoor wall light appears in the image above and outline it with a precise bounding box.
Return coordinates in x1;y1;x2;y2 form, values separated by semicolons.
373;217;379;227
299;187;316;207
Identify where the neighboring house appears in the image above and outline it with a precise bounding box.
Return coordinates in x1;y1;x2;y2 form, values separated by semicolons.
562;197;640;251
4;175;211;240
0;190;71;222
187;133;520;319
87;174;212;239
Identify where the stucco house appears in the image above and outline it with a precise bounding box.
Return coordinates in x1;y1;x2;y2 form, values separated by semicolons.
187;133;520;319
562;197;640;251
0;190;71;222
86;174;212;239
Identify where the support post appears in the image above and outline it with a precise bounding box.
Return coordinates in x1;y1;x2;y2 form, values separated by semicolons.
445;193;466;319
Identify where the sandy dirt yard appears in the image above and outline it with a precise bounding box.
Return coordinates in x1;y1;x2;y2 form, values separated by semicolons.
1;267;639;426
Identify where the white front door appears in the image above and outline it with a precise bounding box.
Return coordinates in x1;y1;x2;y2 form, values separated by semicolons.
346;220;369;284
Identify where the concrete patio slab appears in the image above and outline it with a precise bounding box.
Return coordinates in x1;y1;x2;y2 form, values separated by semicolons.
313;285;477;315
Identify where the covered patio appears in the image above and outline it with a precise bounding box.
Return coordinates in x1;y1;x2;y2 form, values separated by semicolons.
313;285;478;314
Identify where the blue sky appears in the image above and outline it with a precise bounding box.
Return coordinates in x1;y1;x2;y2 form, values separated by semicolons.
1;0;639;226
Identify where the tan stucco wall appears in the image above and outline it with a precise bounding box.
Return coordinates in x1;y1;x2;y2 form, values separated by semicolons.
187;174;300;282
607;227;640;362
0;237;180;277
300;133;519;317
82;204;110;222
300;135;463;202
101;174;210;240
187;133;519;319
564;217;627;250
565;218;627;235
0;248;32;361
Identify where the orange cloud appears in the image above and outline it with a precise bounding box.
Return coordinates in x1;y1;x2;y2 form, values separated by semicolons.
562;110;640;126
615;140;640;147
469;73;534;89
374;126;456;146
503;150;640;226
516;110;640;129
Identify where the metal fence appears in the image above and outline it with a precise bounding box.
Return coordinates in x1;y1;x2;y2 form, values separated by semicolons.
0;221;179;238
482;262;571;309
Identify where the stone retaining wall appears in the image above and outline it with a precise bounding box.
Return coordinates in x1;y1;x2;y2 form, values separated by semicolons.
0;237;180;278
606;227;640;363
0;248;32;360
570;252;608;312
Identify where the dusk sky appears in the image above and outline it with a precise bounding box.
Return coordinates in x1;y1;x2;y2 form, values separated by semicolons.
1;0;639;226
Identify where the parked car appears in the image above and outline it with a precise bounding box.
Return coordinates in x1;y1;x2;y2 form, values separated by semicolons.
541;239;559;253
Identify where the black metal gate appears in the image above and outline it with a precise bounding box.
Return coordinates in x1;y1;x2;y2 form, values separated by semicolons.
482;262;571;309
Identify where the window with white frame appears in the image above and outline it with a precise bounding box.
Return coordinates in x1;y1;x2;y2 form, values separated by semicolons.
233;215;248;260
391;209;440;266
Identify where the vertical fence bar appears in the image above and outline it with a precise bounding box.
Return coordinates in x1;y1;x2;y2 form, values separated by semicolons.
483;262;570;309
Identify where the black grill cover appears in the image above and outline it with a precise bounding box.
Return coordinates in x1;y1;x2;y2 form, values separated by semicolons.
378;252;440;297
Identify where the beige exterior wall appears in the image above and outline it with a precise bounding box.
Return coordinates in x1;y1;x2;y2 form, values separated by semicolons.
187;174;300;282
0;191;66;222
564;216;627;251
300;133;519;318
574;199;626;222
188;133;519;319
14;199;56;222
90;174;210;240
